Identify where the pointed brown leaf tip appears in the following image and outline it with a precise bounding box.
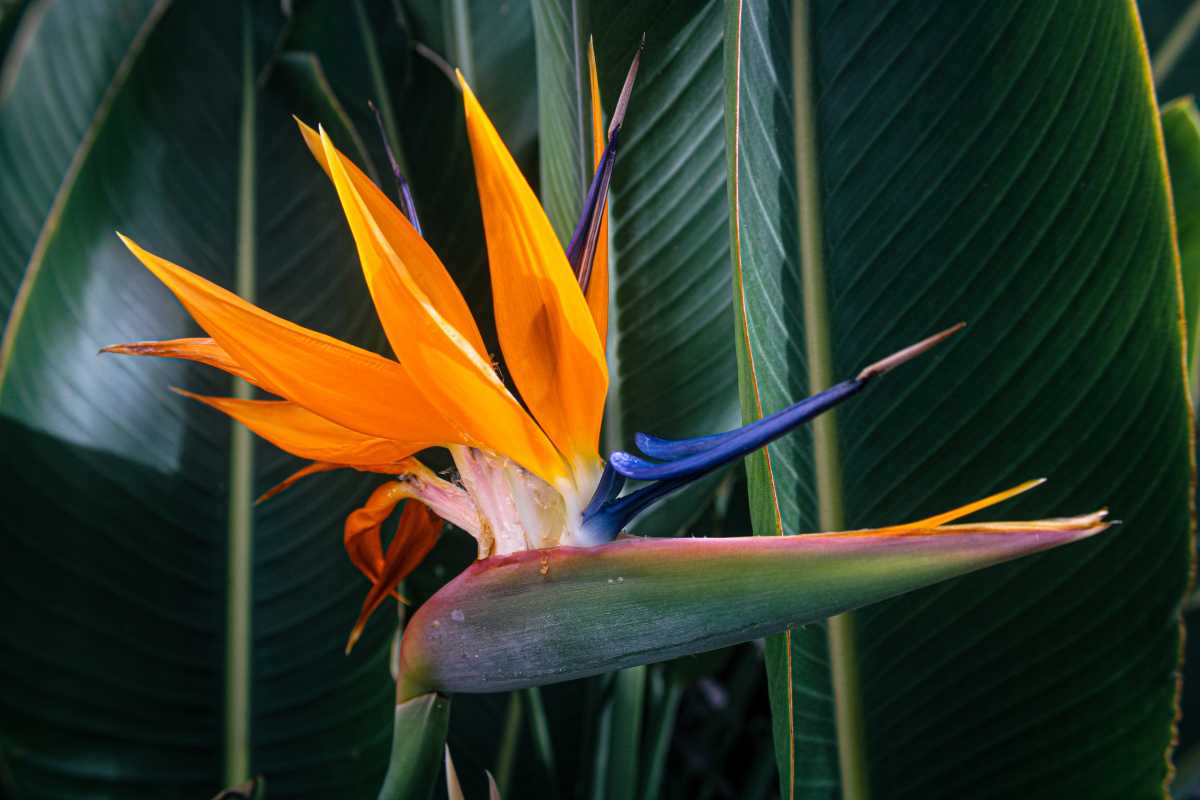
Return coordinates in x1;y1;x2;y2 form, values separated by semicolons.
608;37;644;138
855;321;966;381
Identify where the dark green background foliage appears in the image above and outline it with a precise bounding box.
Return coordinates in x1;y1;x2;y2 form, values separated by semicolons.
0;1;1195;799
730;2;1192;798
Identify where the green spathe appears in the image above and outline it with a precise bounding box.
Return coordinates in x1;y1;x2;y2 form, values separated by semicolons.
396;513;1107;699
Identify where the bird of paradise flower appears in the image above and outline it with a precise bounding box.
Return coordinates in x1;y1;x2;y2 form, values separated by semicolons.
104;44;1107;794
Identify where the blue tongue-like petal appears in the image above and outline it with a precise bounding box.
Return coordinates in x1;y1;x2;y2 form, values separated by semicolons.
612;380;865;482
580;324;965;543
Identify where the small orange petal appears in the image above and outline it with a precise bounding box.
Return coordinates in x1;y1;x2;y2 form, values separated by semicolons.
875;479;1047;533
346;500;443;653
256;461;342;504
459;75;608;467
256;460;422;505
314;129;568;484
173;388;430;467
101;337;278;392
343;481;410;584
586;40;609;347
117;234;463;447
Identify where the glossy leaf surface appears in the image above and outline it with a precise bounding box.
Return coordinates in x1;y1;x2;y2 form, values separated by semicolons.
726;2;1193;797
0;3;397;796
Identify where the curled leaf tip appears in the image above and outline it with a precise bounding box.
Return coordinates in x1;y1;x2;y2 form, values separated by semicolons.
856;321;966;381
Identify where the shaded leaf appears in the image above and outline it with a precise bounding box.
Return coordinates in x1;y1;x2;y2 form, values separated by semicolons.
0;3;397;796
727;1;1193;797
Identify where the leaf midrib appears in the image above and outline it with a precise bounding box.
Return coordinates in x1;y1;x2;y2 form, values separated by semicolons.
788;4;868;800
224;2;257;785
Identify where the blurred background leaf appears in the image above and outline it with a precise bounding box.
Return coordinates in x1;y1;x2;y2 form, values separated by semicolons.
1140;2;1200;795
729;1;1192;797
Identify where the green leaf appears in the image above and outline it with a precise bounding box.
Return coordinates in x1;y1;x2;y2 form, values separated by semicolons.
377;694;451;800
534;0;741;536
0;3;399;796
531;0;589;245
1162;96;1200;389
726;2;1193;798
0;0;164;322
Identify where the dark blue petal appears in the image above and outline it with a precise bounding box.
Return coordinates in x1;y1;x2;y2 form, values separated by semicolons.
565;134;619;285
582;460;626;520
634;429;727;460
565;41;641;292
609;379;865;482
579;476;688;544
370;100;422;236
580;325;964;542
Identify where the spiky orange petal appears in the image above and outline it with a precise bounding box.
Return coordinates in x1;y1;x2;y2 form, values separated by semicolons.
173;388;429;468
101;337;273;390
117;234;462;447
873;479;1048;534
459;74;608;468
295;119;489;359
313;128;568;484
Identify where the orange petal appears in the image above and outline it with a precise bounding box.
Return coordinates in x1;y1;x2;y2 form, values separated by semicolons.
875;479;1047;533
173;388;429;467
256;461;343;504
101;337;280;393
295;119;489;359
256;459;419;504
346;500;443;653
117;234;462;447
586;40;609;347
314;129;568;484
344;481;409;585
459;75;608;467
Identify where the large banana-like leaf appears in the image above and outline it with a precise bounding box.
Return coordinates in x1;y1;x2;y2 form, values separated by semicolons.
726;2;1193;798
0;0;162;318
534;0;740;537
0;3;400;796
1139;5;1200;795
1162;98;1200;376
1144;1;1200;379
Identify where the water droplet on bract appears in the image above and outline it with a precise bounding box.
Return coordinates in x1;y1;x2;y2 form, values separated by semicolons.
451;609;465;622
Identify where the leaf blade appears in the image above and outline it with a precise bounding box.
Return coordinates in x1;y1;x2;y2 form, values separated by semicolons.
727;1;1194;797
